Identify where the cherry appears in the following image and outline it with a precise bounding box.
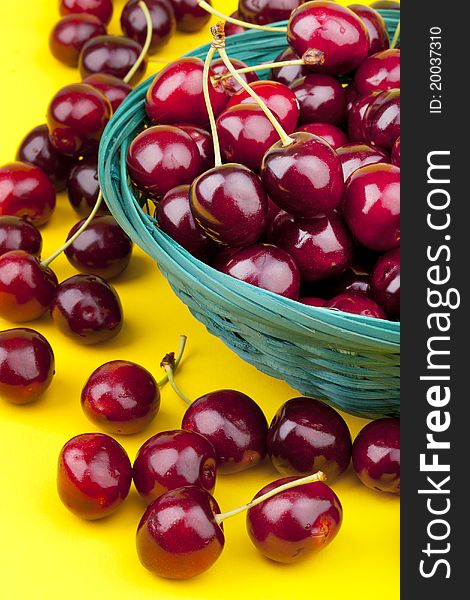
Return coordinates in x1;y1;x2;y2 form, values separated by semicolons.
349;4;390;55
270;47;310;86
261;132;344;218
181;390;268;474
57;433;132;520
211;57;259;97
344;83;359;114
156;185;211;259
246;477;342;563
59;0;113;24
347;91;381;142
170;0;212;33
268;211;354;282
121;0;175;54
49;14;106;67
177;124;214;173
0;162;56;227
0;328;54;405
0;251;58;322
145;57;228;127
17;125;73;192
81;360;160;434
83;73;132;113
354;49;401;96
336;142;389;181
67;160;108;217
364;88;400;150
47;83;111;157
133;430;217;503
296;122;348;149
352;417;400;494
79;35;147;85
342;162;400;252
51;274;123;344
225;12;246;36
287;2;370;76
0;217;42;257
64;216;133;280
238;0;303;25
370;247;400;320
299;297;326;307
290;74;346;126
391;136;400;166
127;125;201;200
326;263;371;297
327;291;386;319
190;164;267;248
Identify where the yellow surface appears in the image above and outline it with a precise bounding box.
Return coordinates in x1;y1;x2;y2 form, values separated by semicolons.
0;2;399;599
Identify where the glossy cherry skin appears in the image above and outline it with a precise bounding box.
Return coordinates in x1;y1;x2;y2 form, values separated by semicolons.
343;163;400;252
67;160;108;217
133;430;217;503
190;164;267;248
288;2;370;76
79;35;147;85
0;328;54;405
391;136;400;166
371;247;400;319
170;0;212;33
271;47;311;87
211;57;259;97
349;4;390;55
156;185;211;259
50;14;106;67
268;212;354;282
145;57;228;127
225;12;246;36
247;477;342;563
177;125;214;173
344;83;359;114
57;433;132;520
299;297;326;307
364;88;400;150
0;251;58;322
127;125;201;200
352;418;400;493
136;486;224;579
347;91;381;142
326;263;371;297
59;0;113;24
0;162;56;227
81;360;160;434
182;390;269;474
47;83;111;157
239;0;303;25
327;291;386;319
0;217;42;257
261;132;344;218
83;73;132;113
337;142;389;181
296;122;348;149
121;0;175;54
219;244;301;300
354;49;400;96
290;74;346;126
51;274;123;344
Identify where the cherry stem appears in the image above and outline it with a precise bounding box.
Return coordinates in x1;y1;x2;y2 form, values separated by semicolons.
161;345;193;405
156;335;187;387
198;0;287;33
203;43;222;167
390;20;400;50
124;1;153;83
215;471;327;525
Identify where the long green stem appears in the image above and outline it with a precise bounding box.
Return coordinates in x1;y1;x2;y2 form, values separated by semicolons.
163;362;193;406
203;44;222;167
156;335;187;387
390;21;400;49
198;1;287;33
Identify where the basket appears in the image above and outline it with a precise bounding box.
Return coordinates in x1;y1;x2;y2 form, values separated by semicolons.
98;10;401;420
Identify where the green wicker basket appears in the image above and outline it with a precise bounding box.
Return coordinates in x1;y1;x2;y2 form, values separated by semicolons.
99;10;400;420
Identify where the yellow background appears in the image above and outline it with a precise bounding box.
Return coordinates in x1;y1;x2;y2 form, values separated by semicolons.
0;1;399;598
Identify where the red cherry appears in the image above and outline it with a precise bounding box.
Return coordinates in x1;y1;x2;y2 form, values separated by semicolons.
211;57;259;97
296;122;348;149
270;47;311;87
391;136;400;166
239;0;304;25
363;88;400;150
169;0;212;32
344;83;359;114
336;142;389;181
349;4;390;55
225;12;246;36
0;217;42;257
326;263;372;297
59;0;114;25
370;247;400;320
57;433;132;520
354;49;400;96
177;124;214;173
83;73;132;113
0;162;56;227
290;74;346;125
326;291;387;319
121;0;176;54
347;90;381;142
67;160;109;217
299;297;326;307
0;328;55;405
49;14;106;67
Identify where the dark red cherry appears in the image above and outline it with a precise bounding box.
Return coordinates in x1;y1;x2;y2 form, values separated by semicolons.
219;243;301;300
156;185;211;259
287;2;370;75
145;57;228;127
127;125;201;200
64;216;133;280
51;274;123;344
370;1;400;8
0;251;58;322
190;164;267;248
343;162;400;251
299;297;326;307
349;4;390;55
182;390;268;474
247;477;342;563
0;162;56;227
79;35;147;85
225;12;246;36
81;360;160;434
344;83;359;114
209;244;241;270
347;91;381;142
211;57;259;97
0;217;42;257
271;47;311;87
0;328;54;405
136;486;224;579
57;433;132;520
261;132;344;218
352;418;400;493
326;263;371;297
67;160;109;217
47;83;111;156
296;122;348;149
177;125;214;173
227;81;300;134
391;136;400;166
121;0;175;54
337;142;389;181
268;212;354;282
371;247;400;319
49;14;106;67
59;0;114;24
133;430;217;503
170;0;212;32
354;49;400;96
83;73;132;113
364;88;400;150
238;0;303;25
326;291;387;319
290;74;346;125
